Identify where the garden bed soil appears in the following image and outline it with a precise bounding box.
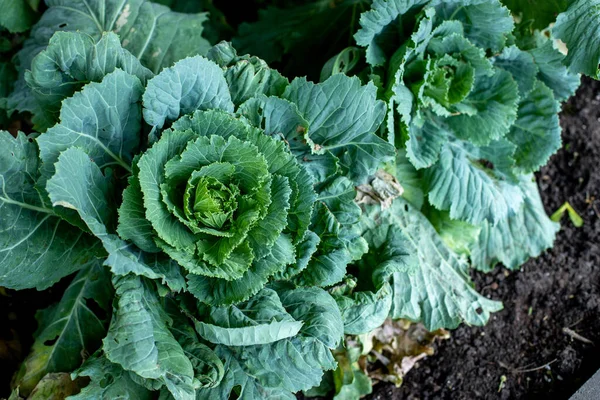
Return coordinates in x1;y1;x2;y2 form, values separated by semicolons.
370;77;600;399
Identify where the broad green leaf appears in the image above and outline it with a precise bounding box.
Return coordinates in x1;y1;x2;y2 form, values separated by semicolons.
13;264;112;396
334;283;392;335
446;69;519;145
70;354;153;400
393;150;424;209
0;0;37;33
283;74;394;183
165;300;225;389
425;139;523;225
104;275;196;399
104;240;186;293
316;176;362;226
506;80;561;174
435;0;514;52
142;56;234;132
37;70;143;183
241;337;337;393
296;177;367;287
25;31;152;131
197;287;341;398
529;40;581;101
9;0;211;113
0;132;102;290
237;95;340;183
117;171;161;254
46;147;185;293
355;0;429;66
405;115;449;169
278;287;344;349
553;0;600;77
193;288;304;346
273;230;320;281
196;346;295;400
470;176;559;271
363;200;503;330
46;147;115;233
494;45;538;96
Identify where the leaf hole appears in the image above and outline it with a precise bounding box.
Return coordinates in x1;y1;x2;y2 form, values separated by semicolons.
85;298;107;320
58;23;67;28
28;138;33;143
404;204;409;212
44;335;59;346
476;307;483;315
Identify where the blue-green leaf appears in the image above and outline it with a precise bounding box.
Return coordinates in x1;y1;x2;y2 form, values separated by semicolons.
142;56;234;132
0;132;102;290
470;176;559;271
13;264;112;396
553;0;600;77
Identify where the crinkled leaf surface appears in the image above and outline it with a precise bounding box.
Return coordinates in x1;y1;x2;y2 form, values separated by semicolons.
334;283;393;335
104;275;196;400
9;0;211;113
37;70;143;184
25;31;152;131
70;354;153;400
46;147;186;293
507;80;561;174
425;139;523;225
197;287;342;398
194;289;304;346
361;200;503;330
553;0;600;77
283;74;394;183
0;131;102;290
529;40;581;102
142;56;234;132
470;176;559;271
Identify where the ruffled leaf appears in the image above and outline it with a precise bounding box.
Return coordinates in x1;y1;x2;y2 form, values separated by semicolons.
362;200;503;330
25;31;152;131
553;0;600;77
142;56;234;132
470;176;559;271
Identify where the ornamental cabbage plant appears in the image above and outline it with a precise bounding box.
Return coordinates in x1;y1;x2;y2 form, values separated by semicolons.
2;1;600;399
299;0;598;396
0;23;395;396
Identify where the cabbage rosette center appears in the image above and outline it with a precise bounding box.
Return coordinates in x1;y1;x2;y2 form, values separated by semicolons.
118;109;315;305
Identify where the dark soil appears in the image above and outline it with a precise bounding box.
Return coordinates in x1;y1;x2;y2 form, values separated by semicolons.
369;78;600;399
